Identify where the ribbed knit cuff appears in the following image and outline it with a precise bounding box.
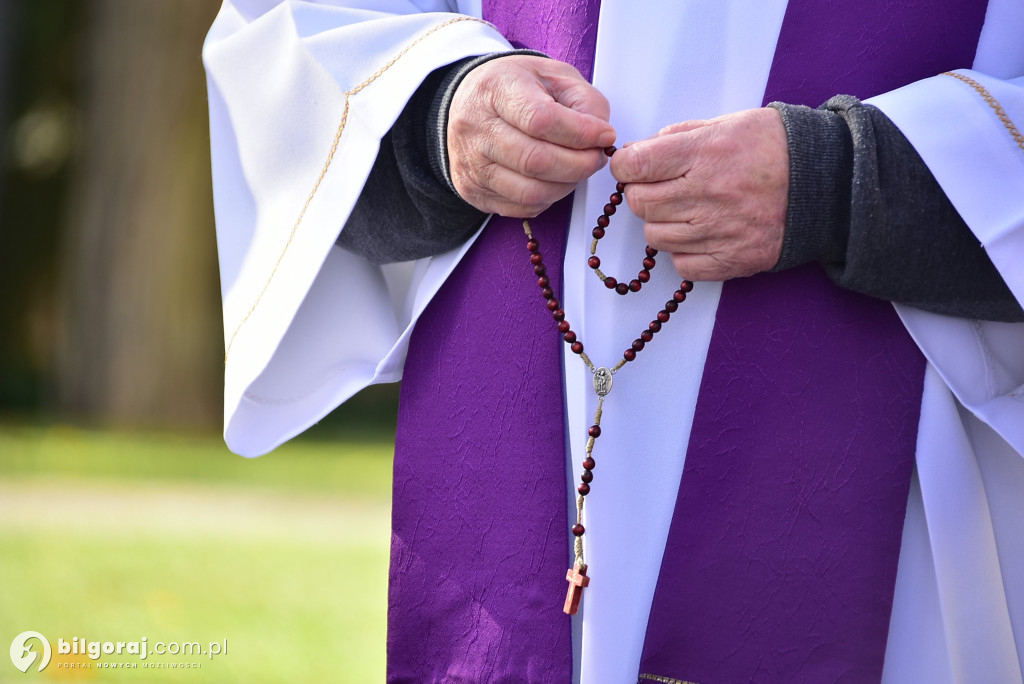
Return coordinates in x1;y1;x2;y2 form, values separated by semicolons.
768;100;854;271
427;49;549;197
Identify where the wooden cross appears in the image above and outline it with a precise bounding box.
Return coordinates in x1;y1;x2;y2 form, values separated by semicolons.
563;561;590;615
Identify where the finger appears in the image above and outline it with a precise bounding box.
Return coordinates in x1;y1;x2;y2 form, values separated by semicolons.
668;252;745;282
624;179;702;222
496;87;615;150
643;221;712;254
610;132;695;184
656;119;712;137
474;163;576;218
481;125;609;183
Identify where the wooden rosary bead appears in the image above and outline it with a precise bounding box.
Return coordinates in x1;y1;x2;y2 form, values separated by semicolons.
604;276;618;289
571;341;584;354
547;298;561;311
588;425;601;437
637;269;651;283
592;226;606;239
640;330;654;343
615;282;629;295
588;256;601;269
580;469;594;483
623;349;637;362
629;279;642;292
583;457;596;470
527;238;539;252
578;483;591;496
557;320;571;333
572;524;586;536
564;331;577;343
664;300;679;313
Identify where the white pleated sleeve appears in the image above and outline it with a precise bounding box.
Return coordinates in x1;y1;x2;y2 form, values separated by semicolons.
203;0;507;456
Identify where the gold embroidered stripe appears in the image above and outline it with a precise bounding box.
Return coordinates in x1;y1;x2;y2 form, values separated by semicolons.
942;71;1024;156
225;16;492;363
638;674;700;684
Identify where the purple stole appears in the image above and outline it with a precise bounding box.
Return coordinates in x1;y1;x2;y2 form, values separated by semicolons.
388;1;987;682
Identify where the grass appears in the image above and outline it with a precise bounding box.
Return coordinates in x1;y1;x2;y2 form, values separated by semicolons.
0;423;395;683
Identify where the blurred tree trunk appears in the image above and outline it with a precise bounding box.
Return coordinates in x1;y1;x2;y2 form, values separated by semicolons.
57;1;223;431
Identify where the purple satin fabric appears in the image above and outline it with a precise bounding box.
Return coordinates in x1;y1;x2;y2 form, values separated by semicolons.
386;2;600;681
639;1;987;682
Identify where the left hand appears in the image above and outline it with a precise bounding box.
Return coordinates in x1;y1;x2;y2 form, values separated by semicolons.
609;107;789;281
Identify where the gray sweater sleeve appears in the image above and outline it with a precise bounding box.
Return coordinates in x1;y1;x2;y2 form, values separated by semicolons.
336;51;544;264
769;96;1022;322
340;67;1022;321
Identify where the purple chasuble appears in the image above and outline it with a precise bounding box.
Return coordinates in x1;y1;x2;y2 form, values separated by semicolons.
638;2;986;683
388;2;598;682
389;1;987;683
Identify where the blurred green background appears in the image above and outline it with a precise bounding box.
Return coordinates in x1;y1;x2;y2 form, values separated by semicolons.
0;2;398;681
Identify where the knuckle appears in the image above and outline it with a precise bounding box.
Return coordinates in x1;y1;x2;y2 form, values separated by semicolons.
519;144;554;178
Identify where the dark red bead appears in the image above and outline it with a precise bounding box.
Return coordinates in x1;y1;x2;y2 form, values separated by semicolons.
588;256;601;269
673;290;687;302
541;287;554;299
547;298;560;311
604;276;618;289
530;253;543;265
578;483;591;496
557;320;571;333
583;457;596;470
527;239;539;252
640;330;654;342
592;226;606;240
642;257;656;270
534;264;546;276
538;275;550;288
604;203;617;216
581;469;594;483
632;339;645;352
646;246;658;258
637;269;651;283
552;309;565;321
572;523;586;536
610;192;623;206
657;311;671;323
649;320;662;333
664;300;679;313
629;279;642;292
563;331;577;344
571;341;584;354
597;215;610;228
615;283;629;295
680;280;694;292
623;349;637;361
588;425;601;438
604;146;617;157
616;182;626;193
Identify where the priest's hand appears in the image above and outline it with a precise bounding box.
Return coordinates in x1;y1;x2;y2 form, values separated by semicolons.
609;108;789;281
448;55;616;218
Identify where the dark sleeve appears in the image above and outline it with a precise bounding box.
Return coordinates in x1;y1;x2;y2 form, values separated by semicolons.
337;50;545;265
768;95;1023;323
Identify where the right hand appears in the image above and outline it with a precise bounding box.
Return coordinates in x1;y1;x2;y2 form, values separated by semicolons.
448;55;616;217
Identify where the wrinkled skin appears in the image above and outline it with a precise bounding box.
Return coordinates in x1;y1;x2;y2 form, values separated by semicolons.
449;56;789;281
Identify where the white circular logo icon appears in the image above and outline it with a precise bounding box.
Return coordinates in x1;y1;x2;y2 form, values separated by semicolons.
10;632;51;673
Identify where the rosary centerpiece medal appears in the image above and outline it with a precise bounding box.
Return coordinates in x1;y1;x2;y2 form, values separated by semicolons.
523;146;694;615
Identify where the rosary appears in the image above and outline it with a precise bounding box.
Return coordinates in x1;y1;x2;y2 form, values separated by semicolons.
523;146;694;615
